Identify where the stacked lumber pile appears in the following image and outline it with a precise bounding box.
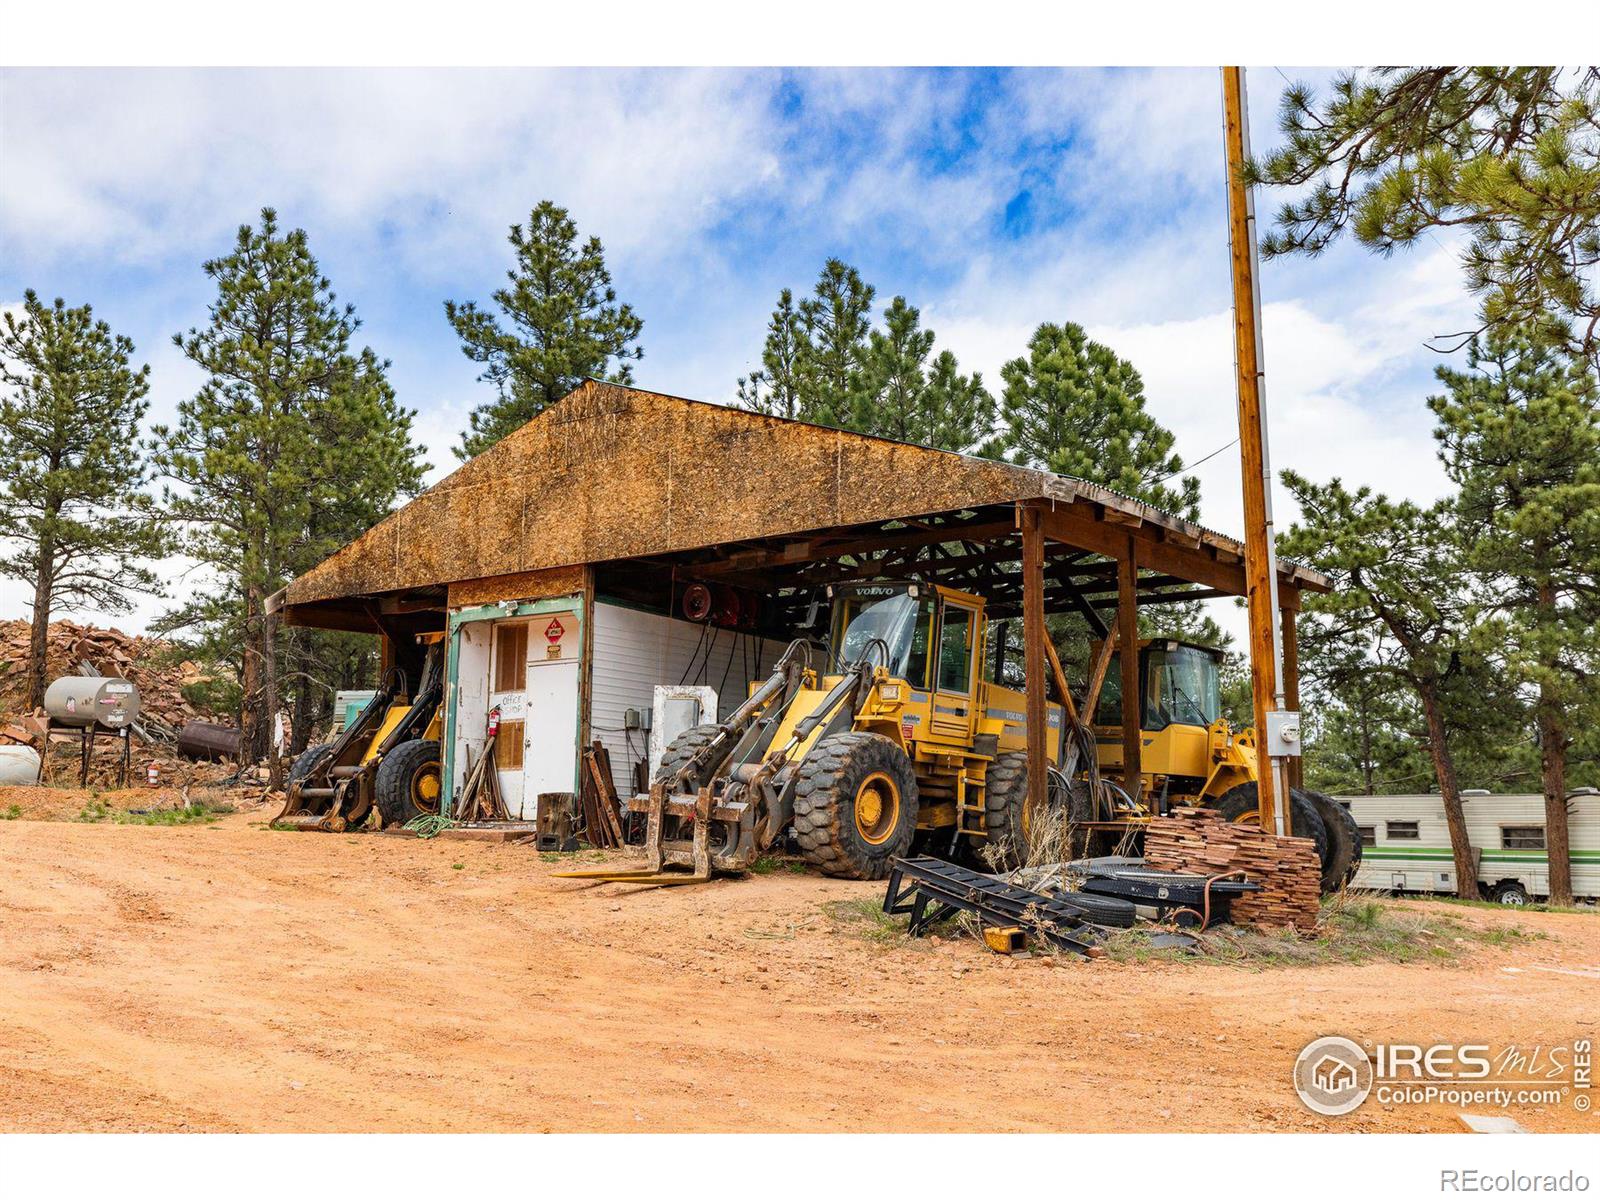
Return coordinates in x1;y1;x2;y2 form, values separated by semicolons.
1144;807;1322;933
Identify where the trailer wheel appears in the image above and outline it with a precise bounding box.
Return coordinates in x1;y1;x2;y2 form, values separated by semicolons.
1492;881;1530;906
1213;783;1330;881
792;732;918;879
375;739;442;827
1307;791;1361;892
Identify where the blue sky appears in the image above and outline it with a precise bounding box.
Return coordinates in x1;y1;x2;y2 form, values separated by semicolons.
0;67;1476;635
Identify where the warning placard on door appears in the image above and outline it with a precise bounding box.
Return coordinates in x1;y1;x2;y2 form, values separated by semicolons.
544;617;565;643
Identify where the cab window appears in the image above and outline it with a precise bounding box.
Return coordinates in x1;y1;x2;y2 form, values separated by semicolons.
937;604;974;693
1097;660;1122;727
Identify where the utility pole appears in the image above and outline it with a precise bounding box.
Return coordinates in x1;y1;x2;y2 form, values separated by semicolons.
1221;65;1295;836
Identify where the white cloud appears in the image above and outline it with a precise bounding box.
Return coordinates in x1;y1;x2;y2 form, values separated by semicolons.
1;69;782;278
2;67;1487;644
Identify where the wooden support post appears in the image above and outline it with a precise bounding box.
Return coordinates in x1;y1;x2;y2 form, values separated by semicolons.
1223;64;1285;835
1081;627;1118;727
1043;634;1079;727
1116;539;1142;802
1021;505;1048;825
1282;605;1301;792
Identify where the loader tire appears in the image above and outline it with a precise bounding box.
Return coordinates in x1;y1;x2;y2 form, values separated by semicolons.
792;732;918;880
981;751;1032;870
1307;790;1362;892
652;723;723;792
375;739;442;828
1213;783;1329;879
287;742;333;790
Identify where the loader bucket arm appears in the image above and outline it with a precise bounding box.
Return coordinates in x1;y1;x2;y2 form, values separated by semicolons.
272;666;404;831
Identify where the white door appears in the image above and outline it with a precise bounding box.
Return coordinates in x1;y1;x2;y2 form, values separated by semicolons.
485;619;532;816
519;611;580;820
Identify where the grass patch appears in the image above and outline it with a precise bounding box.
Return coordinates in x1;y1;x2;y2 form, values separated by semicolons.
75;798;222;826
1;804;21;820
750;854;809;876
1099;891;1542;970
820;896;910;947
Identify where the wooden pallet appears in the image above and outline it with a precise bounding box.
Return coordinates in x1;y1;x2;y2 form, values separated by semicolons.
579;741;627;849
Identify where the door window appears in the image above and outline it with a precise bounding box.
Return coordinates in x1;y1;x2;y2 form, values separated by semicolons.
937;605;974;694
493;623;528;692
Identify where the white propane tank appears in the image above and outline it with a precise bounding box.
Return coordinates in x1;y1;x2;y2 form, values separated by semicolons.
43;676;141;730
0;744;41;785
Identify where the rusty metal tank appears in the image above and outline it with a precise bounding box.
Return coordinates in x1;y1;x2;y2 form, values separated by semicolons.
176;720;242;762
43;676;140;730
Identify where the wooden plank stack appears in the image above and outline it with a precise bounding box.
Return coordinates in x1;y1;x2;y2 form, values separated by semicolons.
1144;807;1322;933
579;741;626;848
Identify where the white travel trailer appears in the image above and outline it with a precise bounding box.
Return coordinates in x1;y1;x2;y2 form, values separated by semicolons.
1342;791;1600;905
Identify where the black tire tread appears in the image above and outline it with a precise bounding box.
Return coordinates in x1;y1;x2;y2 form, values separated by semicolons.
1213;782;1331;886
375;738;442;828
792;731;918;880
1307;790;1362;891
652;723;723;791
981;750;1030;870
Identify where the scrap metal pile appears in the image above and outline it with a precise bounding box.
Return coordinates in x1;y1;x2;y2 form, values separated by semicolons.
0;619;244;787
882;807;1322;957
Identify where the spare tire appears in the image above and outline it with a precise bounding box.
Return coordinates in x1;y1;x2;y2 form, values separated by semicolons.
1055;890;1137;928
1307;790;1362;891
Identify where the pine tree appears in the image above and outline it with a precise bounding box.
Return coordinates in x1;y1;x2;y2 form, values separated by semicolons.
1280;476;1481;898
855;297;995;449
0;292;168;708
736;289;804;419
1429;330;1600;904
1250;67;1600;365
989;322;1200;520
446;201;643;458
152;209;425;779
794;258;875;429
738;268;993;453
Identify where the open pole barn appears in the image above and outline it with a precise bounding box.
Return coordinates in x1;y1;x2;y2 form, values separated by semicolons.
269;380;1329;825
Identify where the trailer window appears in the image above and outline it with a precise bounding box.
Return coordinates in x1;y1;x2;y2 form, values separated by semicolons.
1385;821;1419;840
1357;826;1376;848
1501;825;1545;850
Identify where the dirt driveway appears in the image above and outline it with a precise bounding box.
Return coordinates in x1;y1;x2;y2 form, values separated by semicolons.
2;813;1596;1133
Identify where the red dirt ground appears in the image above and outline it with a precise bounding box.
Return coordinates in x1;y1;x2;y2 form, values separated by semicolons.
2;811;1596;1132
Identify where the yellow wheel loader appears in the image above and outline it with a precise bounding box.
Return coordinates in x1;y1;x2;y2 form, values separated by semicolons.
562;580;1064;884
1087;638;1361;890
273;634;446;833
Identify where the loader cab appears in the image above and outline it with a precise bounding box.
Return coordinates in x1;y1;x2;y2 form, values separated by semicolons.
825;581;985;696
1095;639;1224;732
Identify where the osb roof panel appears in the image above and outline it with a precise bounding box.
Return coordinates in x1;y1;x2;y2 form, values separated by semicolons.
283;380;1327;607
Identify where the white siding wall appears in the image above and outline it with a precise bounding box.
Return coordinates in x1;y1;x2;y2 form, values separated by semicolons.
589;600;785;796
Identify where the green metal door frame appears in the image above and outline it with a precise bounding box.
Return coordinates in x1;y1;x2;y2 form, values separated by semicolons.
443;595;586;819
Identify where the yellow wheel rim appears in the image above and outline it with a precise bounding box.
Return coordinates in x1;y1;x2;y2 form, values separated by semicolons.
854;771;900;846
414;766;441;814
